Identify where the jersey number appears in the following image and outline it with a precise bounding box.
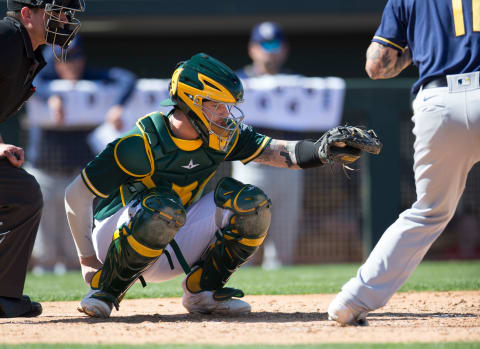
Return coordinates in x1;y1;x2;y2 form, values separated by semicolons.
452;0;480;36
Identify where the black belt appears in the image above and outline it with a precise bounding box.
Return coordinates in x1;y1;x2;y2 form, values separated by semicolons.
422;76;448;89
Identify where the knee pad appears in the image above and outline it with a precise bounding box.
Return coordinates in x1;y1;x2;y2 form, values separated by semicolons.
186;177;271;293
214;177;271;251
129;187;187;250
91;187;186;308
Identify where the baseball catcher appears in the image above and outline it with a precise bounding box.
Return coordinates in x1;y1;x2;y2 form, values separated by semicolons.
65;52;382;319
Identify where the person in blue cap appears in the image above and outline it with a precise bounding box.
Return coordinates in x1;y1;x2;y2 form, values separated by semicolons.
34;36;137;131
233;22;300;269
237;21;290;78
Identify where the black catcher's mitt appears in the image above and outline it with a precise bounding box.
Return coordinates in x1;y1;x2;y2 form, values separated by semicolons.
316;126;382;166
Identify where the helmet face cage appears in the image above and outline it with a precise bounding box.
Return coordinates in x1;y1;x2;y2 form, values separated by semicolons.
176;80;243;152
194;97;245;151
44;0;85;61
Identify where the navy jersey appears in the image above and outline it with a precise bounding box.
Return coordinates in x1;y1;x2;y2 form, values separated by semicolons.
372;0;480;94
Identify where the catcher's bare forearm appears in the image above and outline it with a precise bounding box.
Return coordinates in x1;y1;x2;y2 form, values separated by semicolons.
65;175;97;257
254;140;301;169
254;139;327;169
365;42;412;79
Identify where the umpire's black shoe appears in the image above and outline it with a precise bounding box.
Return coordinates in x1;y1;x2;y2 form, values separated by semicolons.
0;295;43;318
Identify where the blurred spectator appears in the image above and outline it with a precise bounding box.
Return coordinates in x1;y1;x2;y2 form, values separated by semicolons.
237;21;291;77
232;22;302;269
28;36;137;274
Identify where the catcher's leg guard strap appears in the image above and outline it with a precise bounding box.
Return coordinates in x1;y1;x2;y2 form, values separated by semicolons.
91;188;186;308
186;177;271;293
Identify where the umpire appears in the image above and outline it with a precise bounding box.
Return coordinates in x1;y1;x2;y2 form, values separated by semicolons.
0;0;84;318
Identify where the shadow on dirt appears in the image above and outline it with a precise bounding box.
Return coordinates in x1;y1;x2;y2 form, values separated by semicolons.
369;312;478;320
13;311;328;325
10;310;478;325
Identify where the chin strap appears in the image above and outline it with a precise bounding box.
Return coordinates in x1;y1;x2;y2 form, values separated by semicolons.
176;98;210;145
187;111;209;144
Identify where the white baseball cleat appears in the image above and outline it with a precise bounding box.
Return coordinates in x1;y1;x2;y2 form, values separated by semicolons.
181;279;251;315
328;293;368;326
78;289;113;319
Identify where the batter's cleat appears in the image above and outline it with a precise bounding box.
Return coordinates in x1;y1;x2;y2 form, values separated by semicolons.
328;293;369;326
181;279;251;315
78;289;113;319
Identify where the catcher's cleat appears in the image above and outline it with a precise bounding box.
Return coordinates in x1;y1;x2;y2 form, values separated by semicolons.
328;293;369;326
78;289;113;319
181;279;251;315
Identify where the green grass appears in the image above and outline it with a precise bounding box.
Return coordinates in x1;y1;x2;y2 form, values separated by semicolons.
1;343;479;349
23;260;480;302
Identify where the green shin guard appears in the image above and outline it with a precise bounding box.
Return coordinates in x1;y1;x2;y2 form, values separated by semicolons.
91;189;186;309
186;177;272;293
90;229;161;310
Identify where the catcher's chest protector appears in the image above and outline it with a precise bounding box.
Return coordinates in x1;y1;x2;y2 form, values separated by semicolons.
135;113;235;206
95;112;238;221
186;177;272;293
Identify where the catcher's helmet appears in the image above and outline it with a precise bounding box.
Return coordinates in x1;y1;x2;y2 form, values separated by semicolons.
160;53;245;152
8;0;85;60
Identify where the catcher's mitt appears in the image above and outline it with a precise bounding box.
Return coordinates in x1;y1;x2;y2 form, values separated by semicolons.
316;126;382;166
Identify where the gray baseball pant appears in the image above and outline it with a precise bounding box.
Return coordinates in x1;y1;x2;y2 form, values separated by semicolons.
340;71;480;311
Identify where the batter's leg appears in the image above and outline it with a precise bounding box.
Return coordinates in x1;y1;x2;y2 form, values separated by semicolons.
329;88;479;324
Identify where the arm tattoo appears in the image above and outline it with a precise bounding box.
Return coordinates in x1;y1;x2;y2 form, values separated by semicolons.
381;52;391;70
254;139;301;169
280;150;293;167
366;42;412;79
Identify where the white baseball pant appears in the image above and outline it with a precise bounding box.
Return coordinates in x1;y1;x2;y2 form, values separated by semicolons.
92;191;234;283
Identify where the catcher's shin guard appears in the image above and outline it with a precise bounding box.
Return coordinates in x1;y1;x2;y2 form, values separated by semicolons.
88;188;186;312
185;177;271;293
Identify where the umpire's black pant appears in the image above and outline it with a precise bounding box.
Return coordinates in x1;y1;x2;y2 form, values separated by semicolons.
0;159;43;298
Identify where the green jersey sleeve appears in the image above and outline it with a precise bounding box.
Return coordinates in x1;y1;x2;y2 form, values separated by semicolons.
81;126;153;198
225;123;271;164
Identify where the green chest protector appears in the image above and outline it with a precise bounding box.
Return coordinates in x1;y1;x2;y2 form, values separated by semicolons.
128;112;232;206
95;112;234;221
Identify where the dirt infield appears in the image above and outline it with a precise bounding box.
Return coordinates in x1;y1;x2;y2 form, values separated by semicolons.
1;291;479;345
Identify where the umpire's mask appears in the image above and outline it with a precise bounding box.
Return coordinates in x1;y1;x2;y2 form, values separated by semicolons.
44;0;85;61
